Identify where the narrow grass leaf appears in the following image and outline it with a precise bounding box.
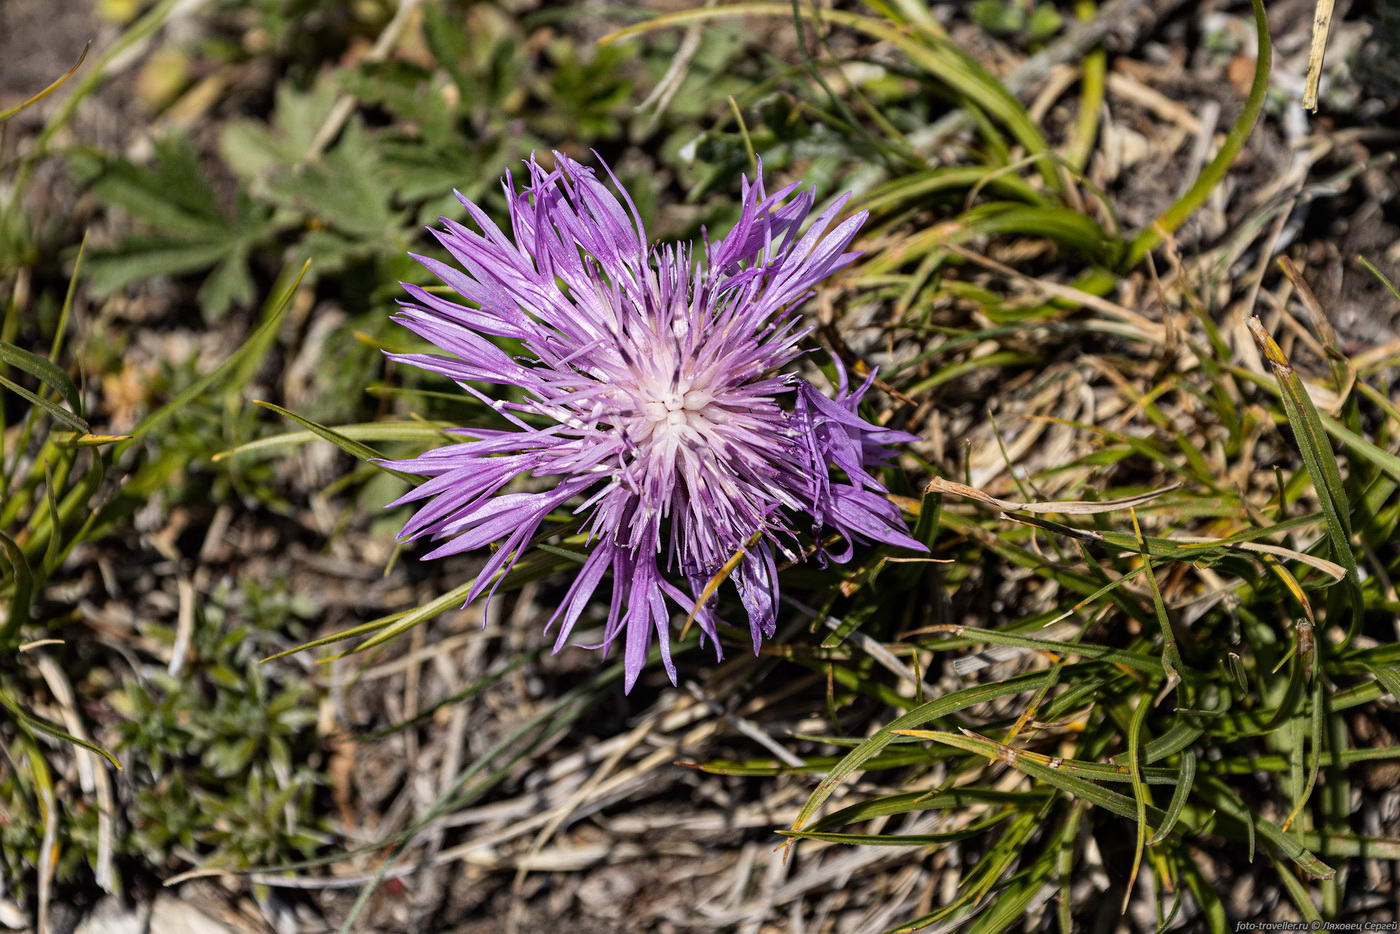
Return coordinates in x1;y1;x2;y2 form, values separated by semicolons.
0;41;90;122
1130;507;1183;705
791;669;1059;831
1196;777;1335;879
1247;316;1362;636
891;731;1178;784
348;544;578;655
802;788;1051;832
925;476;1179;515
251;402;414;481
781;820;1009;847
1148;751;1196;845
213;421;456;461
1269;855;1323;922
0;341;85;423
963;833;1062;934
1122;695;1153;914
0;531;33;643
0;687;121;770
602;4;1059;188
1228;364;1400;481
911;624;1163;674
0;374;86;432
1121;0;1270;267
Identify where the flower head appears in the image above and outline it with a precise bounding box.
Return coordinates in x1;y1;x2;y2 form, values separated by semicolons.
384;153;922;690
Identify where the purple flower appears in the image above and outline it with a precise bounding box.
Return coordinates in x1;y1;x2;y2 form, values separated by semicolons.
383;153;923;691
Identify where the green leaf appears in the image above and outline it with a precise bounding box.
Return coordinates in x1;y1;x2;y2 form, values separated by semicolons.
606;3;1060;188
76;137;274;318
264;119;403;239
348;544;576;655
1123;694;1154;912
923;730;1335;879
791;669;1060;832
969;0;1025;35
0;531;34;643
1026;4;1063;41
1270;855;1323;922
0;338;84;422
250;401;413;479
1130;508;1184;703
856;166;1048;215
219;74;340;183
1148;752;1196;844
421;3;473;97
213;420;457;461
1195;777;1335;879
1248;316;1363;638
0;373;87;432
962;837;1061;934
1365;663;1400;701
0;686;122;770
802;788;1051;832
781;821;1008;846
1121;0;1270;268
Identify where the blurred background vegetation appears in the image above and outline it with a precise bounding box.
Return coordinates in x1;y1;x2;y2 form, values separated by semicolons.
3;0;1400;931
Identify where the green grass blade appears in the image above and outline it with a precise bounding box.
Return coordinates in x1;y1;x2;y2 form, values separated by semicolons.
250;401;415;481
1269;854;1323;922
913;624;1162;674
0;374;87;432
1248;317;1362;638
1122;0;1270;267
602;4;1059;189
963;831;1062;934
1122;694;1153;913
213;420;456;461
790;669;1059;831
0;340;85;423
0;531;33;644
1226;363;1400;481
0;686;121;770
1181;858;1230;934
1148;751;1196;845
1130;507;1183;704
1194;777;1334;879
781;821;1009;846
802;788;1051;832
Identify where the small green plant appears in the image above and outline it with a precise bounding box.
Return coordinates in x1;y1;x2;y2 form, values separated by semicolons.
118;578;327;872
0;44;128;914
69;137;277;319
2;32;314;901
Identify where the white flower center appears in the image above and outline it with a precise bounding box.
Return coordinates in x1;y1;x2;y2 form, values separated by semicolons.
630;370;721;444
